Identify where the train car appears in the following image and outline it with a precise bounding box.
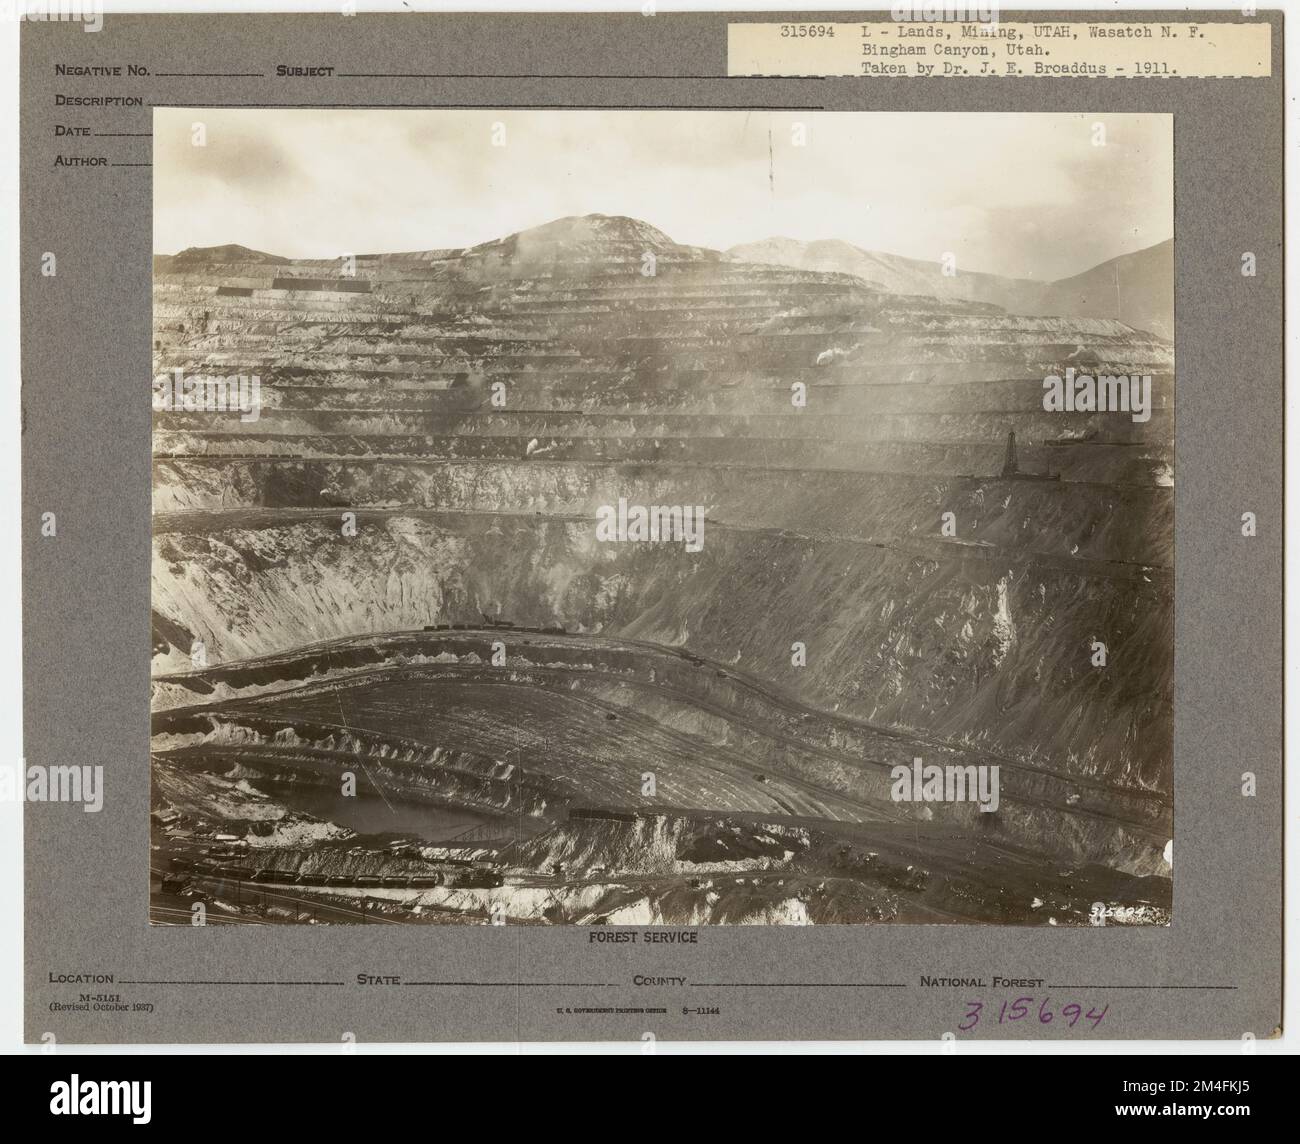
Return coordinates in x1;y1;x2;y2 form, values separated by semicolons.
406;874;443;888
452;869;504;889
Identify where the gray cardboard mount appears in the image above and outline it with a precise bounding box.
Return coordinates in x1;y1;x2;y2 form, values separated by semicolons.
20;10;1283;1043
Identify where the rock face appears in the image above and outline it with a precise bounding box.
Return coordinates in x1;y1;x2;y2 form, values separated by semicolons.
150;213;1174;925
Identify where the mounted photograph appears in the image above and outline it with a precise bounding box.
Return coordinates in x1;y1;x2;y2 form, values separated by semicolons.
149;108;1174;927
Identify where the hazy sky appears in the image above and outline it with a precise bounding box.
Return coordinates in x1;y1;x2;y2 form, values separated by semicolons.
154;109;1171;281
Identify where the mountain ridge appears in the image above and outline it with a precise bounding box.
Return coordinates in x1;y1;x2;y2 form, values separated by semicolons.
154;214;1172;335
728;235;1173;338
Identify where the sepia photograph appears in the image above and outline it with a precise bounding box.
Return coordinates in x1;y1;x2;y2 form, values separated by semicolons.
148;108;1174;927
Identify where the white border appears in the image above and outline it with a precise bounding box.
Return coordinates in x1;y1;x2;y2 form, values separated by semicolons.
0;0;1293;1056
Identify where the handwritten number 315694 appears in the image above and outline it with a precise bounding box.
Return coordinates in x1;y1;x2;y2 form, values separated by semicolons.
959;997;1108;1032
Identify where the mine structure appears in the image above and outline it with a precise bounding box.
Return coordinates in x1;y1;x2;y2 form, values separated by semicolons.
149;214;1173;926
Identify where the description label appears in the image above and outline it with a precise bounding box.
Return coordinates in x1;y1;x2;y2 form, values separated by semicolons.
727;21;1272;78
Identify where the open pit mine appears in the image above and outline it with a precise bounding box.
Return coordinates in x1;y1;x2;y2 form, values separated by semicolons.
150;213;1173;927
